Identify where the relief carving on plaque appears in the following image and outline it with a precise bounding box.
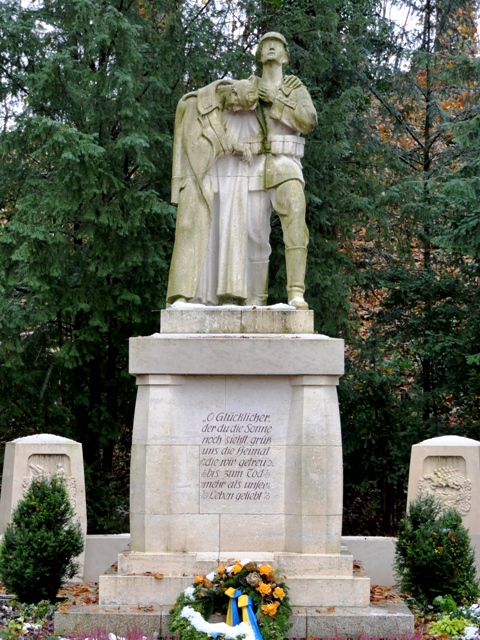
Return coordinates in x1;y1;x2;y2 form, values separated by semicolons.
418;466;471;515
22;454;76;507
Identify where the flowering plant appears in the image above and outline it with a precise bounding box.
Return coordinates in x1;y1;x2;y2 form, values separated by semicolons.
169;559;291;640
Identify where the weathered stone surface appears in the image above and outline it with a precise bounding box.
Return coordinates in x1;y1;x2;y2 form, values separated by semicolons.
116;550;356;578
99;575;191;606
54;602;414;638
129;333;344;376
160;308;314;334
99;571;371;609
343;536;397;587
101;310;372;614
304;602;414;638
54;606;164;637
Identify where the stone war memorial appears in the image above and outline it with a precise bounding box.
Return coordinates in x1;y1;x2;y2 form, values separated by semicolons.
407;435;480;562
0;434;87;579
63;32;413;638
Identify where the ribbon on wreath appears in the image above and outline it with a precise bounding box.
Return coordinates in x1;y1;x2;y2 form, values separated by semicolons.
225;587;242;626
208;587;242;637
238;594;263;640
209;588;263;640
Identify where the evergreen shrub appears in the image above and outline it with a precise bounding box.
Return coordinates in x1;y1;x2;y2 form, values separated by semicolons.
0;476;84;603
395;495;479;606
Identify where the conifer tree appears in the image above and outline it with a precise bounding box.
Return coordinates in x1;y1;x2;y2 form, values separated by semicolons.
340;0;480;533
0;0;399;532
0;0;252;531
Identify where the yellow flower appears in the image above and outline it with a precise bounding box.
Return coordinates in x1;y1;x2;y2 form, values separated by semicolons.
261;601;280;617
256;582;272;596
217;565;226;574
273;587;285;600
258;564;274;575
232;562;243;574
194;574;204;583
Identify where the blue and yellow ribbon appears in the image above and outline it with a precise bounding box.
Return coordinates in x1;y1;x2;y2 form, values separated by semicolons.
209;587;243;638
208;588;263;640
225;587;242;626
238;594;263;640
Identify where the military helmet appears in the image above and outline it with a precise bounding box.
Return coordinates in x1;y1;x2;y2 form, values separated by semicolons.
256;31;290;67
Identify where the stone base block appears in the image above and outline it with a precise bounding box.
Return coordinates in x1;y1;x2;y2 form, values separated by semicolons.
55;602;414;638
117;550;356;578
99;575;191;606
54;606;165;637
160;308;314;334
287;576;371;608
99;573;370;609
298;602;414;638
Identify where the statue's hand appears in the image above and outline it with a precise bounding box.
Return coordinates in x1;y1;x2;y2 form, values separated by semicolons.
241;146;253;164
258;83;277;104
232;144;253;164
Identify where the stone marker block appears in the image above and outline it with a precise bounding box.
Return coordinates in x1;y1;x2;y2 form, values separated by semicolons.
0;434;87;579
407;435;480;535
129;333;344;376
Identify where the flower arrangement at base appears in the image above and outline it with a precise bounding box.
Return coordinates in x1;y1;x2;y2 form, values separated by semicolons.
169;559;292;640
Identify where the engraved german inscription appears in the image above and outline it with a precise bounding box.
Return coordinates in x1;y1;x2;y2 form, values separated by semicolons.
199;411;275;505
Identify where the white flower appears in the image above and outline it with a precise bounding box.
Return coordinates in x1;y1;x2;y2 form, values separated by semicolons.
180;606;255;640
183;586;196;601
463;625;478;640
22;623;42;632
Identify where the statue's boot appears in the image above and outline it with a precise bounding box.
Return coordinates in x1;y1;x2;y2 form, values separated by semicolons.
247;261;269;306
286;247;309;310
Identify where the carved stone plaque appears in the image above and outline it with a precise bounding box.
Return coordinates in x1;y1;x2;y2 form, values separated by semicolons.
22;453;76;507
418;466;471;515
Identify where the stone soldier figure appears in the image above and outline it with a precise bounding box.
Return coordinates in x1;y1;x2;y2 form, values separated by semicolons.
244;31;317;309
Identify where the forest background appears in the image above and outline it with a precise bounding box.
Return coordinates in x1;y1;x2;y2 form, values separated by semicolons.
1;0;480;536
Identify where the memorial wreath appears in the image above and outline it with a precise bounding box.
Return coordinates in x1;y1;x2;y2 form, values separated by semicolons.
169;559;292;640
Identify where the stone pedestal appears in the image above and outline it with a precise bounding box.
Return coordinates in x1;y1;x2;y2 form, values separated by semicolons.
54;308;413;636
99;308;370;610
0;434;87;579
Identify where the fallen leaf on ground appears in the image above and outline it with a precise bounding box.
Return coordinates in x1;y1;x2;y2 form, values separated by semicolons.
370;585;403;605
59;581;99;606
